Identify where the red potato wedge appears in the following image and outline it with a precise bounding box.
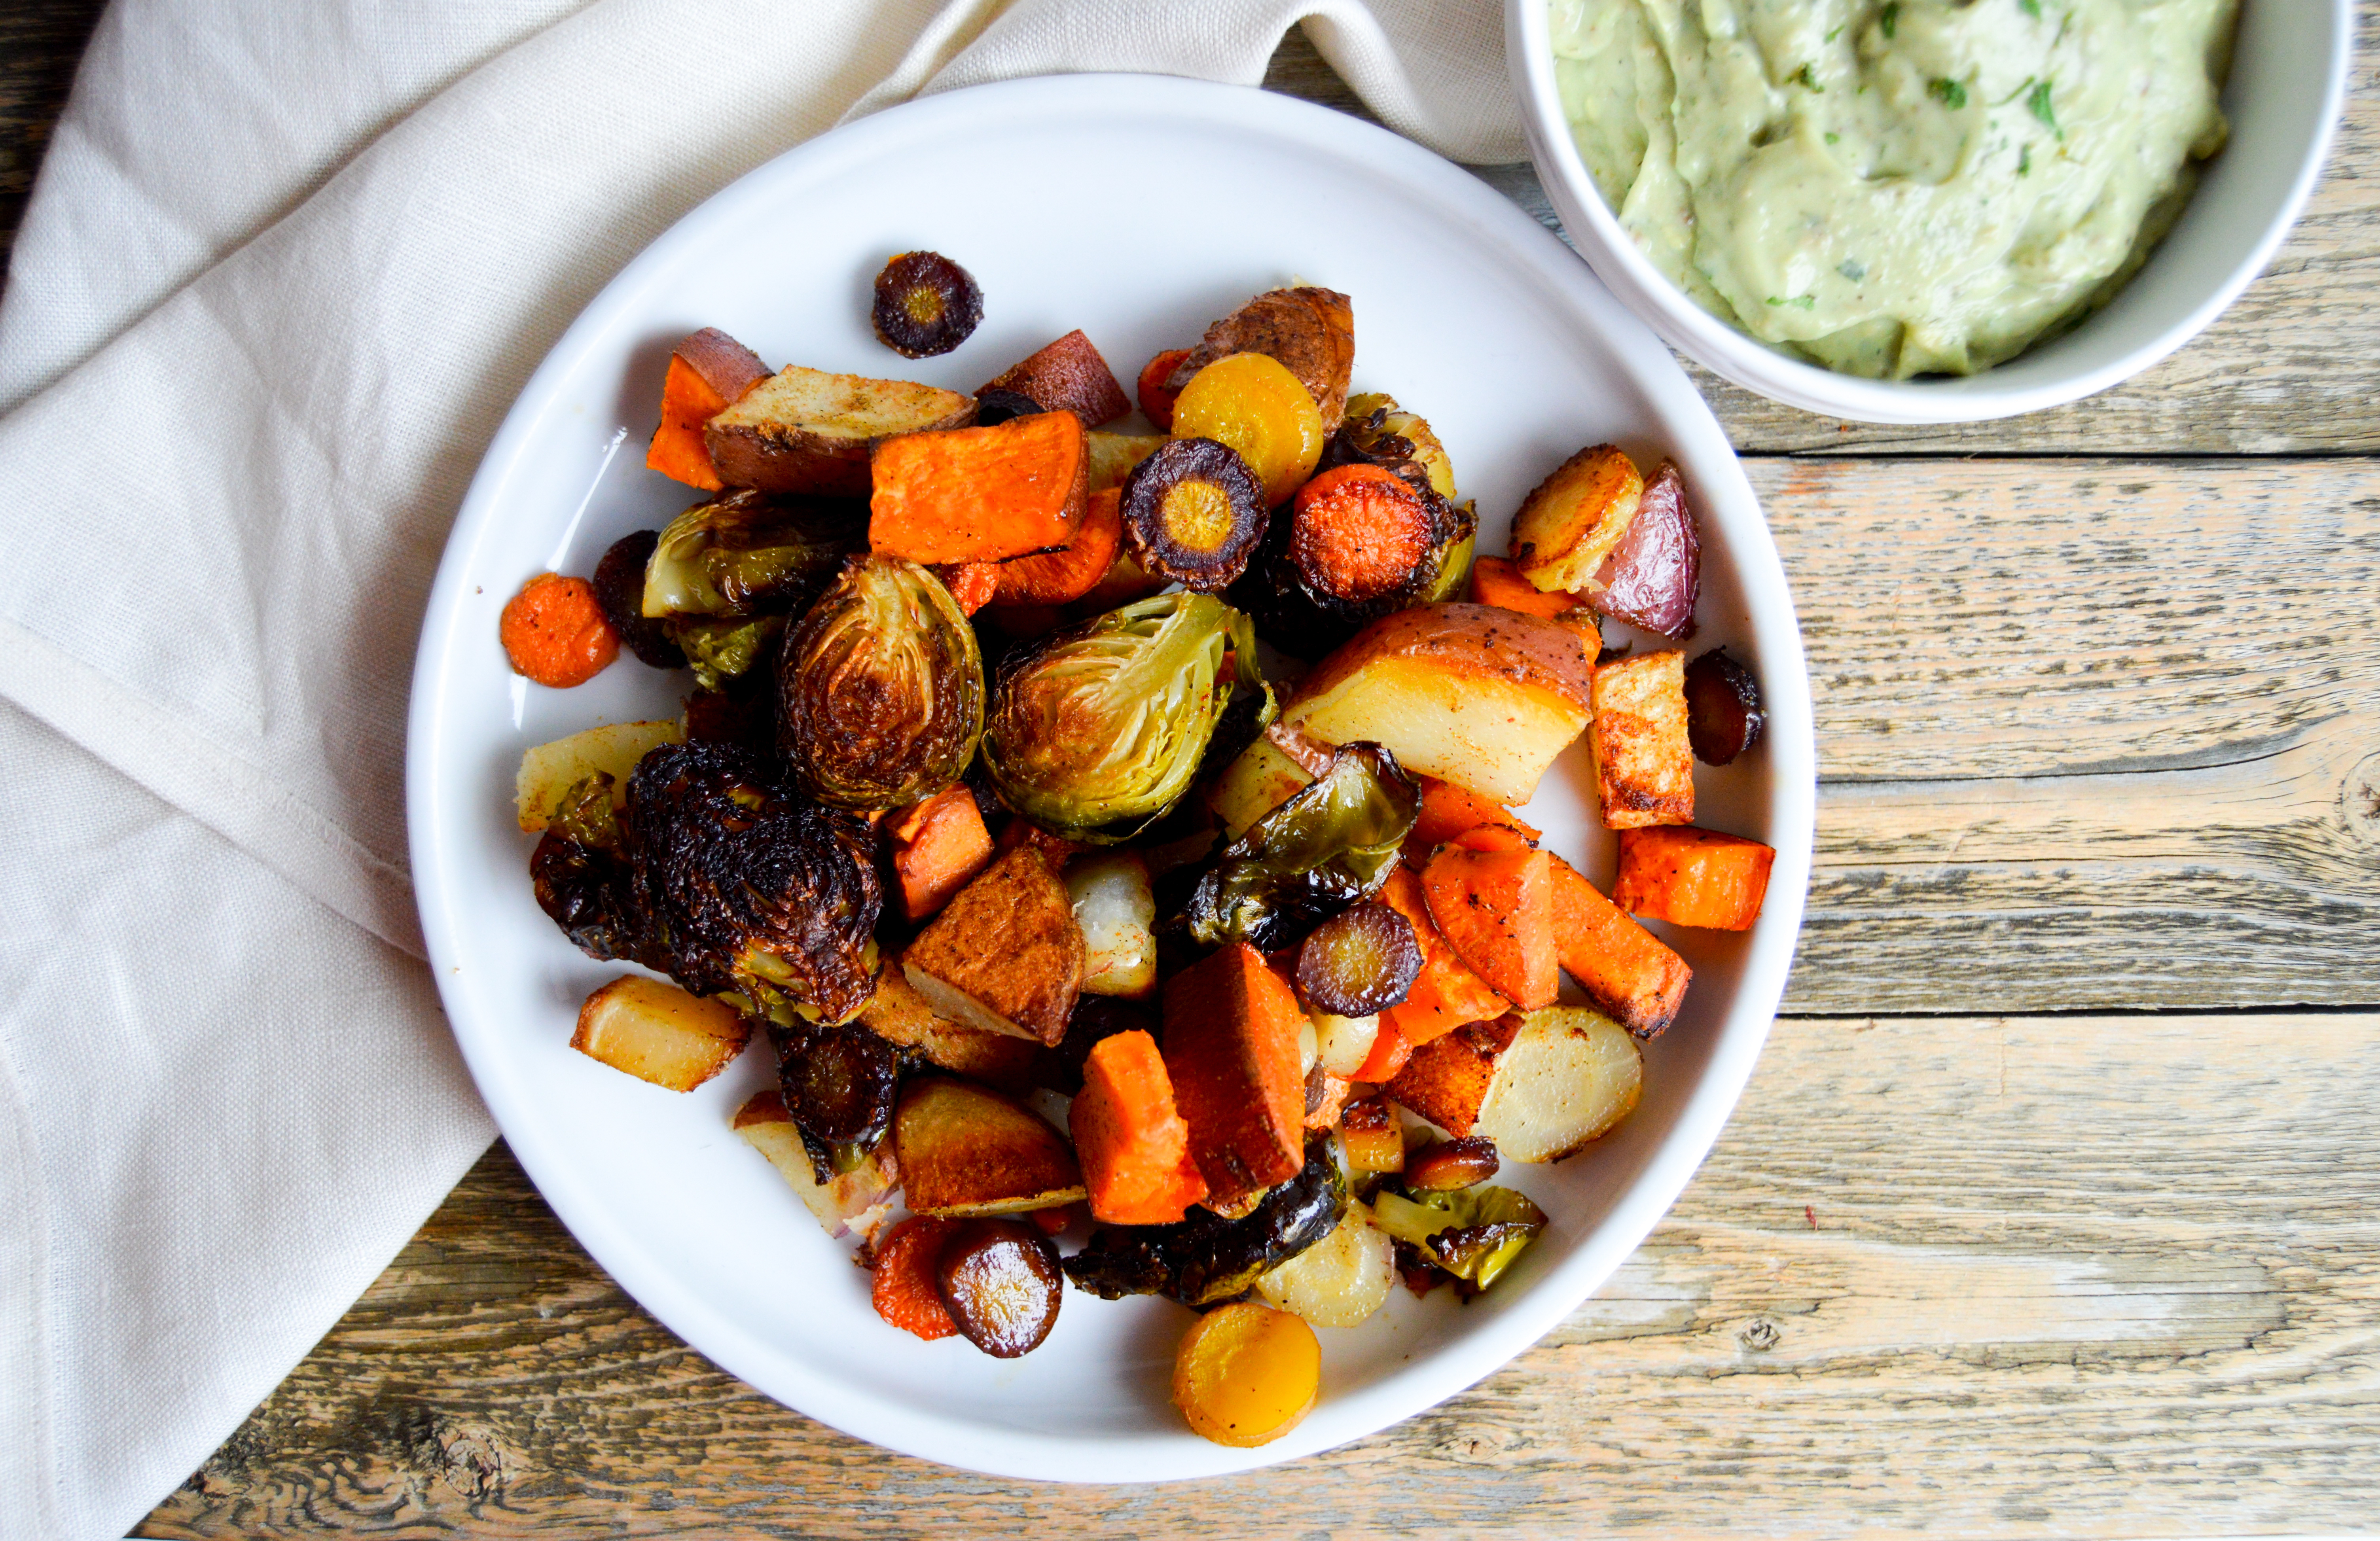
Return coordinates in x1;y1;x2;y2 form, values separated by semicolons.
1066;851;1158;1000
1162;942;1308;1208
1283;604;1597;806
571;975;749;1092
855;965;1040;1094
870;411;1089;564
1547;854;1692;1040
705;364;974;496
1510;444;1644;594
902;844;1086;1046
1588;460;1700;639
647;328;770;490
1590;649;1695;829
1421;844;1559;1011
894;1077;1086;1217
980;329;1132;426
1612;826;1777;931
732;1089;898;1241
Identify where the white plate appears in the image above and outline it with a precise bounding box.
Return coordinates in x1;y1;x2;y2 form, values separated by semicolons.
407;74;1815;1482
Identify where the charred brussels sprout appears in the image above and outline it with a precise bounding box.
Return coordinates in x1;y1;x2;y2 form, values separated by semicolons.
981;592;1273;844
1370;1184;1547;1295
780;557;984;810
1187;744;1419;952
529;772;672;971
773;1017;901;1178
625;741;882;1023
642;489;860;623
1062;1135;1347;1306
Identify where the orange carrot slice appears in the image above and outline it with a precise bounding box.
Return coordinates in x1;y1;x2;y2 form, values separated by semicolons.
500;572;617;688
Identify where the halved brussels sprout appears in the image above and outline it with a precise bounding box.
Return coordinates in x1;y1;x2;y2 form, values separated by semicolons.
641;488;860;621
779;557;983;810
981;592;1274;844
1370;1183;1547;1294
665;613;783;692
1186;744;1419;951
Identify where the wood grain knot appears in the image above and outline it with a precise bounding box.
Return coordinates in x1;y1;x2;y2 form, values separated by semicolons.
2345;751;2380;850
428;1420;509;1502
1738;1319;1783;1352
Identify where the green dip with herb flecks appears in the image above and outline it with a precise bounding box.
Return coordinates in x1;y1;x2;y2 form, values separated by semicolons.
1549;0;2237;378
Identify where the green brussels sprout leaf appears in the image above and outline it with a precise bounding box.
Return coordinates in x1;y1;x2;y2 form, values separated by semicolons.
1371;1184;1548;1294
640;488;860;621
779;557;983;810
1186;742;1419;951
983;592;1274;844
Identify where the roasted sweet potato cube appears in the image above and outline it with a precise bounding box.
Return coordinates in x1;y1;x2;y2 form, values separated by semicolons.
1162;942;1308;1207
901;844;1086;1046
732;1089;898;1241
647;328;770;491
894;1077;1085;1217
570;975;748;1092
869;411;1089;564
1548;854;1692;1039
1384;1013;1522;1138
1613;826;1777;931
1376;865;1509;1047
1403;774;1540;860
885;784;993;920
1421;844;1559;1011
980;329;1132;426
1591;649;1695;829
1070;1029;1209;1225
855;967;1039;1092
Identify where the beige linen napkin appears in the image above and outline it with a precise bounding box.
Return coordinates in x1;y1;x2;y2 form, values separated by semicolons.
0;2;1522;1534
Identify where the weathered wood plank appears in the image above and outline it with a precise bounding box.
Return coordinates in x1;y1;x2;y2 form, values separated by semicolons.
0;0;104;275
140;1009;2380;1537
1270;13;2380;455
1764;456;2380;1012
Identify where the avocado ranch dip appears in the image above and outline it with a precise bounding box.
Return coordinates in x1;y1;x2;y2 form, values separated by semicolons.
1550;0;2237;378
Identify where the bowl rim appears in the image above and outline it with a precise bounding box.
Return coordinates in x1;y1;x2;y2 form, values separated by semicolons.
1503;0;2353;424
406;70;1818;1482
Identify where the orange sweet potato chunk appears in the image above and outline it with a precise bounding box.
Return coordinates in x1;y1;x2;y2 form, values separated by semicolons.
1162;942;1307;1206
1547;854;1692;1038
870;411;1088;564
1376;866;1510;1047
646;329;770;490
1071;1029;1209;1225
886;785;993;921
1612;826;1776;931
1421;845;1558;1011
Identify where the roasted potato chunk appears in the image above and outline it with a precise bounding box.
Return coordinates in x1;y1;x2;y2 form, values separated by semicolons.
516;720;684;832
894;1076;1086;1217
732;1089;897;1241
705;364;974;496
1387;1006;1640;1160
902;844;1087;1045
570;974;748;1091
1510;444;1643;594
1590;649;1695;829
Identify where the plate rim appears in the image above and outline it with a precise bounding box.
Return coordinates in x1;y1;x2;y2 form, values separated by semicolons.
406;70;1816;1483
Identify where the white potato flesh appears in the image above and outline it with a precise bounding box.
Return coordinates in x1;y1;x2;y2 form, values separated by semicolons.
1066;852;1157;998
1255;1202;1395;1328
731;1096;898;1242
570;975;748;1092
1473;1006;1642;1162
1287;655;1588;805
1205;736;1314;839
515;719;684;831
1311;1012;1381;1079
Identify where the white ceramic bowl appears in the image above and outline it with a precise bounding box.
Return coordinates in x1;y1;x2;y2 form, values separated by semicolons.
1506;0;2352;423
408;74;1815;1480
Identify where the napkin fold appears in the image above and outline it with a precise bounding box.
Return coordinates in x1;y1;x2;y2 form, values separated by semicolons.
0;2;1522;1534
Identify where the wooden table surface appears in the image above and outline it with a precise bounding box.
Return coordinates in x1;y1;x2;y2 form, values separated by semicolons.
8;7;2377;1535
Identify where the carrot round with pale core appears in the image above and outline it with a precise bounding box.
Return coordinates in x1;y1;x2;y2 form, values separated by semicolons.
500;572;618;687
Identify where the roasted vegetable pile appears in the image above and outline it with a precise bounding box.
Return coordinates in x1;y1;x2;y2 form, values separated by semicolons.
504;268;1780;1447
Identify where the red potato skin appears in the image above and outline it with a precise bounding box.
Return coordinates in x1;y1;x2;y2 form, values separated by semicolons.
981;330;1133;427
1589;461;1699;639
